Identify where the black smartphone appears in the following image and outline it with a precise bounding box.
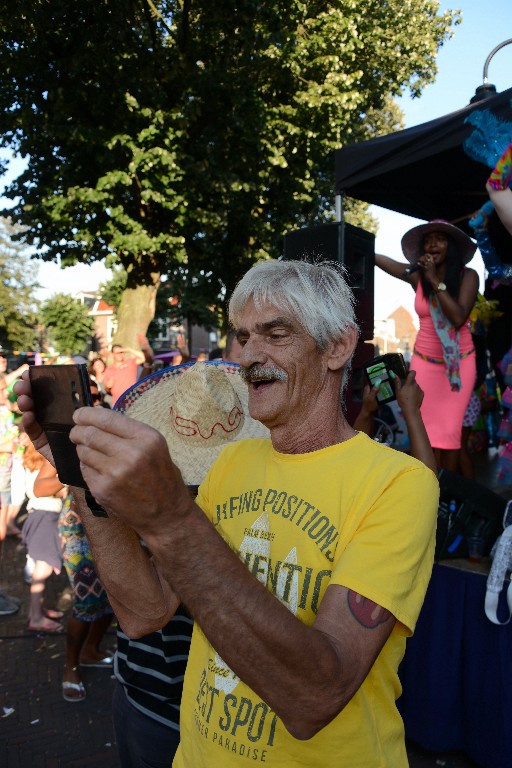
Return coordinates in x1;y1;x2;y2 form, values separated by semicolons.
29;364;93;488
364;353;407;404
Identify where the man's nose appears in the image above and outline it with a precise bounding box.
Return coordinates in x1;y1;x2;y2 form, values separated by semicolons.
238;335;266;367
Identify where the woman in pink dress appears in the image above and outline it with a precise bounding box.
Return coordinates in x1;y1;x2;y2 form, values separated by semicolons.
375;220;479;472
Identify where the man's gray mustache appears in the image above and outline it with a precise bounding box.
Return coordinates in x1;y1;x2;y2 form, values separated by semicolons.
240;366;289;384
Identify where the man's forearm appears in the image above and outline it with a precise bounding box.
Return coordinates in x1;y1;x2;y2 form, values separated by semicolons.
73;488;178;638
144;503;348;737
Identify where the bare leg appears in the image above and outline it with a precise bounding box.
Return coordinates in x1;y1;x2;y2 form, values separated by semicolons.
6;504;22;535
437;448;460;473
62;615;89;701
0;502;7;545
62;614;113;701
28;560;61;631
79;614;114;664
458;426;474;480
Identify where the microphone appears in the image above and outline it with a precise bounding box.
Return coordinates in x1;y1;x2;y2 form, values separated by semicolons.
402;263;420;277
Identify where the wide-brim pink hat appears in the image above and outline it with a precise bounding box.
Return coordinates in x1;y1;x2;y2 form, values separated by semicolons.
401;219;476;264
114;360;269;486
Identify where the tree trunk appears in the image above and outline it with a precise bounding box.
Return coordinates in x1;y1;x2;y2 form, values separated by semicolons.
113;268;160;348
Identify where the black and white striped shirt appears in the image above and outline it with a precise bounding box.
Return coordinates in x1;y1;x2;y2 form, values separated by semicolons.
114;607;193;730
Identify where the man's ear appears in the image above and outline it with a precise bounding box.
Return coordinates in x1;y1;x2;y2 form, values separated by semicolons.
326;325;359;372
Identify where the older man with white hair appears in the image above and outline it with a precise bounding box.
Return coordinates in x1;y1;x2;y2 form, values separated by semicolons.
16;259;439;768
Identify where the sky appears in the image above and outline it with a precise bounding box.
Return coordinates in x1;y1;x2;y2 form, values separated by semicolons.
3;1;512;322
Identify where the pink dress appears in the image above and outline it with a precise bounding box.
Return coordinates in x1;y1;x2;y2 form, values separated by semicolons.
409;281;476;450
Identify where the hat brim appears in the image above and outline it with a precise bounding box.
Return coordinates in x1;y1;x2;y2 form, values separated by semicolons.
401;220;476;265
114;360;269;485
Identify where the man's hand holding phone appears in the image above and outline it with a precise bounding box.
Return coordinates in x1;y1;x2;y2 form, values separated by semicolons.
15;364;93;484
14;371;53;461
15;366;110;516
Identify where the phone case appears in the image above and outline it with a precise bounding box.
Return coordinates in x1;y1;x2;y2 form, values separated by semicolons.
364;353;407;404
29;364;92;488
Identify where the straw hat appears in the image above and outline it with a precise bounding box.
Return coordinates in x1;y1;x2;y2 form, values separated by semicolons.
114;360;270;485
401;219;476;264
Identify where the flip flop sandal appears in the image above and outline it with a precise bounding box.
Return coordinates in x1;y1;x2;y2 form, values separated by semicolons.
44;608;65;620
80;655;114;668
62;680;86;703
28;618;64;634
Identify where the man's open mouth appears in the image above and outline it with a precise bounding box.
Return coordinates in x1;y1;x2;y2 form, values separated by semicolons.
241;366;288;388
252;378;276;389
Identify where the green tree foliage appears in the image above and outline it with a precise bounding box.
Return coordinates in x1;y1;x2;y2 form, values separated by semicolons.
98;266;128;316
148;268;223;342
0;0;457;340
40;294;96;357
104;264;220;345
0;217;40;351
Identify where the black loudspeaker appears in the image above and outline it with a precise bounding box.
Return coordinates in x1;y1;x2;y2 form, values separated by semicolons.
283;221;375;341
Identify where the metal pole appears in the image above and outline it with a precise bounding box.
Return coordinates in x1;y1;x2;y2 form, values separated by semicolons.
483;38;512;83
335;193;343;223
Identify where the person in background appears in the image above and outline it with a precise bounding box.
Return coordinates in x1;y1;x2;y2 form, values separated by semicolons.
5;380;28;537
7;428;27;538
458;389;482;481
137;336;155;380
486;142;512;237
208;347;223;361
22;442;64;633
172;332;192;366
0;377;16;541
88;356;109;401
221;328;243;363
113;605;192;766
354;370;437;474
375;220;479;472
0;376;20;615
104;334;151;405
0;352;29;387
36;457;113;700
34;378;114;702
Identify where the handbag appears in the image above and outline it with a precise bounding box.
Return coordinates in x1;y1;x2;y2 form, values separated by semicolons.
485;501;512;625
435;469;505;561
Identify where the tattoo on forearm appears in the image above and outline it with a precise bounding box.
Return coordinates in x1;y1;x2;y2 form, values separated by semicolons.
347;590;393;629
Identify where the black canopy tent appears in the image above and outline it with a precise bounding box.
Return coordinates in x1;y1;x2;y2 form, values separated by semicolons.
335;86;512;240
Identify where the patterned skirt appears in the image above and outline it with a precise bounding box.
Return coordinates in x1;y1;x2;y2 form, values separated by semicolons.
58;497;113;623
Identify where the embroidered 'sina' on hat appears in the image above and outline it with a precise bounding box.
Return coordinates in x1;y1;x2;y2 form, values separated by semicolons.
114;360;269;485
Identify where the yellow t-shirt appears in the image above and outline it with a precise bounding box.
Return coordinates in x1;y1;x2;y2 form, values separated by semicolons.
173;432;439;768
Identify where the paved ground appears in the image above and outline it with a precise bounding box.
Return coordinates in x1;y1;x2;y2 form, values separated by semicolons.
0;532;119;768
2;447;504;767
